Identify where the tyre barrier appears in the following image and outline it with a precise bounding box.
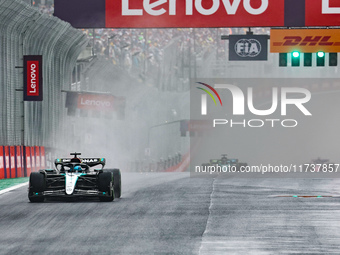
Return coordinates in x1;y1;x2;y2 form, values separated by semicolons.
164;152;190;173
164;139;200;172
0;146;46;179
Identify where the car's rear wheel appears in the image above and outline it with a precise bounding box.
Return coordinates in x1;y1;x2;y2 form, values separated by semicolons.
104;169;121;198
98;172;114;202
28;172;46;203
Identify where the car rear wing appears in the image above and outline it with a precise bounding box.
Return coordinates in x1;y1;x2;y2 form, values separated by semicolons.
55;158;106;168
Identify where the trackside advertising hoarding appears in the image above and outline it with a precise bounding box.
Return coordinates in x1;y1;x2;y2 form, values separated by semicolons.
54;0;340;28
24;55;43;101
77;93;115;111
271;29;340;53
65;91;126;119
105;0;284;28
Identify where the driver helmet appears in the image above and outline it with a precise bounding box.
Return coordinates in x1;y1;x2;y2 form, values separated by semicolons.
74;165;82;172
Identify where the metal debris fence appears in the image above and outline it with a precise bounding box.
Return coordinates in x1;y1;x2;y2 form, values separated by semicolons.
0;0;88;148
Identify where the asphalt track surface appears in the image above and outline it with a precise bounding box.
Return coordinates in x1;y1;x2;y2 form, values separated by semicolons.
1;173;340;254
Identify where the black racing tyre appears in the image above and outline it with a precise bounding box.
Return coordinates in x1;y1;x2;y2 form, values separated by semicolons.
98;172;114;202
104;169;121;198
28;172;46;203
112;169;121;198
30;172;46;191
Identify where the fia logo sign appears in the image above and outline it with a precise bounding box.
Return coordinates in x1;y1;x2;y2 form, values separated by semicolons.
229;35;268;61
235;39;261;58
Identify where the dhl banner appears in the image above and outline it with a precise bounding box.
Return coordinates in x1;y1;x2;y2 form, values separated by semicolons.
271;29;340;53
0;146;46;180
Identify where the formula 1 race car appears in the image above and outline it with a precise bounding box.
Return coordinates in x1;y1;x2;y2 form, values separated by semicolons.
202;154;247;170
28;152;121;202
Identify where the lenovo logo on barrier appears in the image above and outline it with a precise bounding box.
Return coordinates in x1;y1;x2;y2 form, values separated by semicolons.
77;94;115;111
108;0;281;27
306;0;340;26
24;55;43;101
65;91;126;120
122;0;269;16
27;62;39;95
54;0;284;28
54;0;340;28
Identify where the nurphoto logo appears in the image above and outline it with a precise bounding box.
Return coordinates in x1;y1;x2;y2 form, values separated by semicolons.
197;82;312;128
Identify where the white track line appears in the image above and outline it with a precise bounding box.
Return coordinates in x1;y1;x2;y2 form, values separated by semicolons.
0;182;28;195
199;177;216;255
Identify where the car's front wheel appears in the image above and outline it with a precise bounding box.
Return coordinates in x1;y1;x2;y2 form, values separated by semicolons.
28;172;46;203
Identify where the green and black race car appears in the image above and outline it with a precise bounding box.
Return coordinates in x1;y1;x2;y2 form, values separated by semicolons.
202;154;247;170
28;152;121;202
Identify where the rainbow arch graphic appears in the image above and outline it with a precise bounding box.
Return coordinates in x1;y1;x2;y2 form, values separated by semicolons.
196;82;223;106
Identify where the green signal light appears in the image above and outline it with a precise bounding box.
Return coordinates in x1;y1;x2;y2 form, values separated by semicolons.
292;51;300;58
317;51;325;58
317;51;325;66
291;52;300;66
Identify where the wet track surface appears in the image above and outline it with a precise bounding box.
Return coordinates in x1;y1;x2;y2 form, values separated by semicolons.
1;173;340;254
